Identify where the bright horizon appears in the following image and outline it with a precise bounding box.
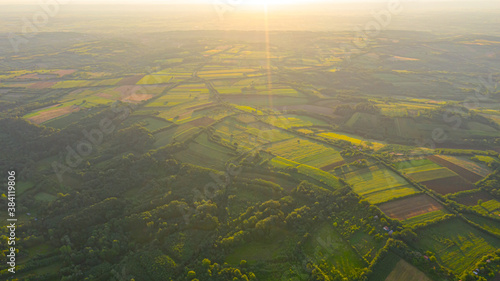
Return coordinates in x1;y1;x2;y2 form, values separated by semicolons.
0;0;493;4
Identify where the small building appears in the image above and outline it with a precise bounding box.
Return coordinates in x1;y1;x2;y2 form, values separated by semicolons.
423;255;429;260
388;230;394;236
383;226;390;231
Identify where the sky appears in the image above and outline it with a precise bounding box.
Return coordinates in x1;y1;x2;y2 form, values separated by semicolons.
0;0;489;4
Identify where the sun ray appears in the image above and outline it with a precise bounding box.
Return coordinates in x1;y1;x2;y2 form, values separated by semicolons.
263;3;274;109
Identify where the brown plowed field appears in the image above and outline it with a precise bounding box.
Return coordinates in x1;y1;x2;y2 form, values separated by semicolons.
378;194;444;220
427;155;483;183
420;175;475;195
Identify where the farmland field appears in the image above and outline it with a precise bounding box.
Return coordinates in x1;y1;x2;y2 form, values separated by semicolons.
438;155;492;177
153;123;203;148
136;117;172;132
367;251;401;281
198;68;259;80
473;199;500;214
173;133;235;170
318;132;385;150
413;218;500;275
420;175;475;195
405;167;457;182
452;190;496;206
296;164;343;190
384;259;433;281
428;155;486;183
263;114;328;129
25;104;82;124
341;165;419;204
394;118;421;138
378;194;446;221
266;138;343;168
225;228;297;265
402;209;449;226
222;95;310;107
394;158;441;174
214;117;294;149
464;214;500;236
350;230;385;263
3;8;500;281
303;223;366;277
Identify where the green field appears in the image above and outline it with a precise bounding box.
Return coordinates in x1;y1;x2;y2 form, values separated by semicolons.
405;167;457;182
394;158;441;173
350;231;385;263
473;199;500;214
464;214;500;236
395;158;460;182
263;114;328;129
198;68;258;79
342;165;419;204
266;138;343;168
137;117;172;131
146;83;210;107
438;155;492;177
156;101;217;122
34;192;57;202
5;22;500;281
402;209;449;226
226;228;297;265
394;118;421;138
16;181;35;196
42;110;92;129
384;259;433;281
346;112;380;129
296;164;343;190
153;125;202;148
413;218;500;275
173;134;235;170
214;118;295;149
269;156;300;169
303;223;367;278
367;251;401;281
318;132;385;150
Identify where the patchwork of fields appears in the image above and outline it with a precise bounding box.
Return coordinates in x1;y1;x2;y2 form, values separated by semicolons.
413;218;500;275
339;165;419;204
5;31;500;281
303;224;367;277
266;138;343;168
378;194;446;222
395;157;481;195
